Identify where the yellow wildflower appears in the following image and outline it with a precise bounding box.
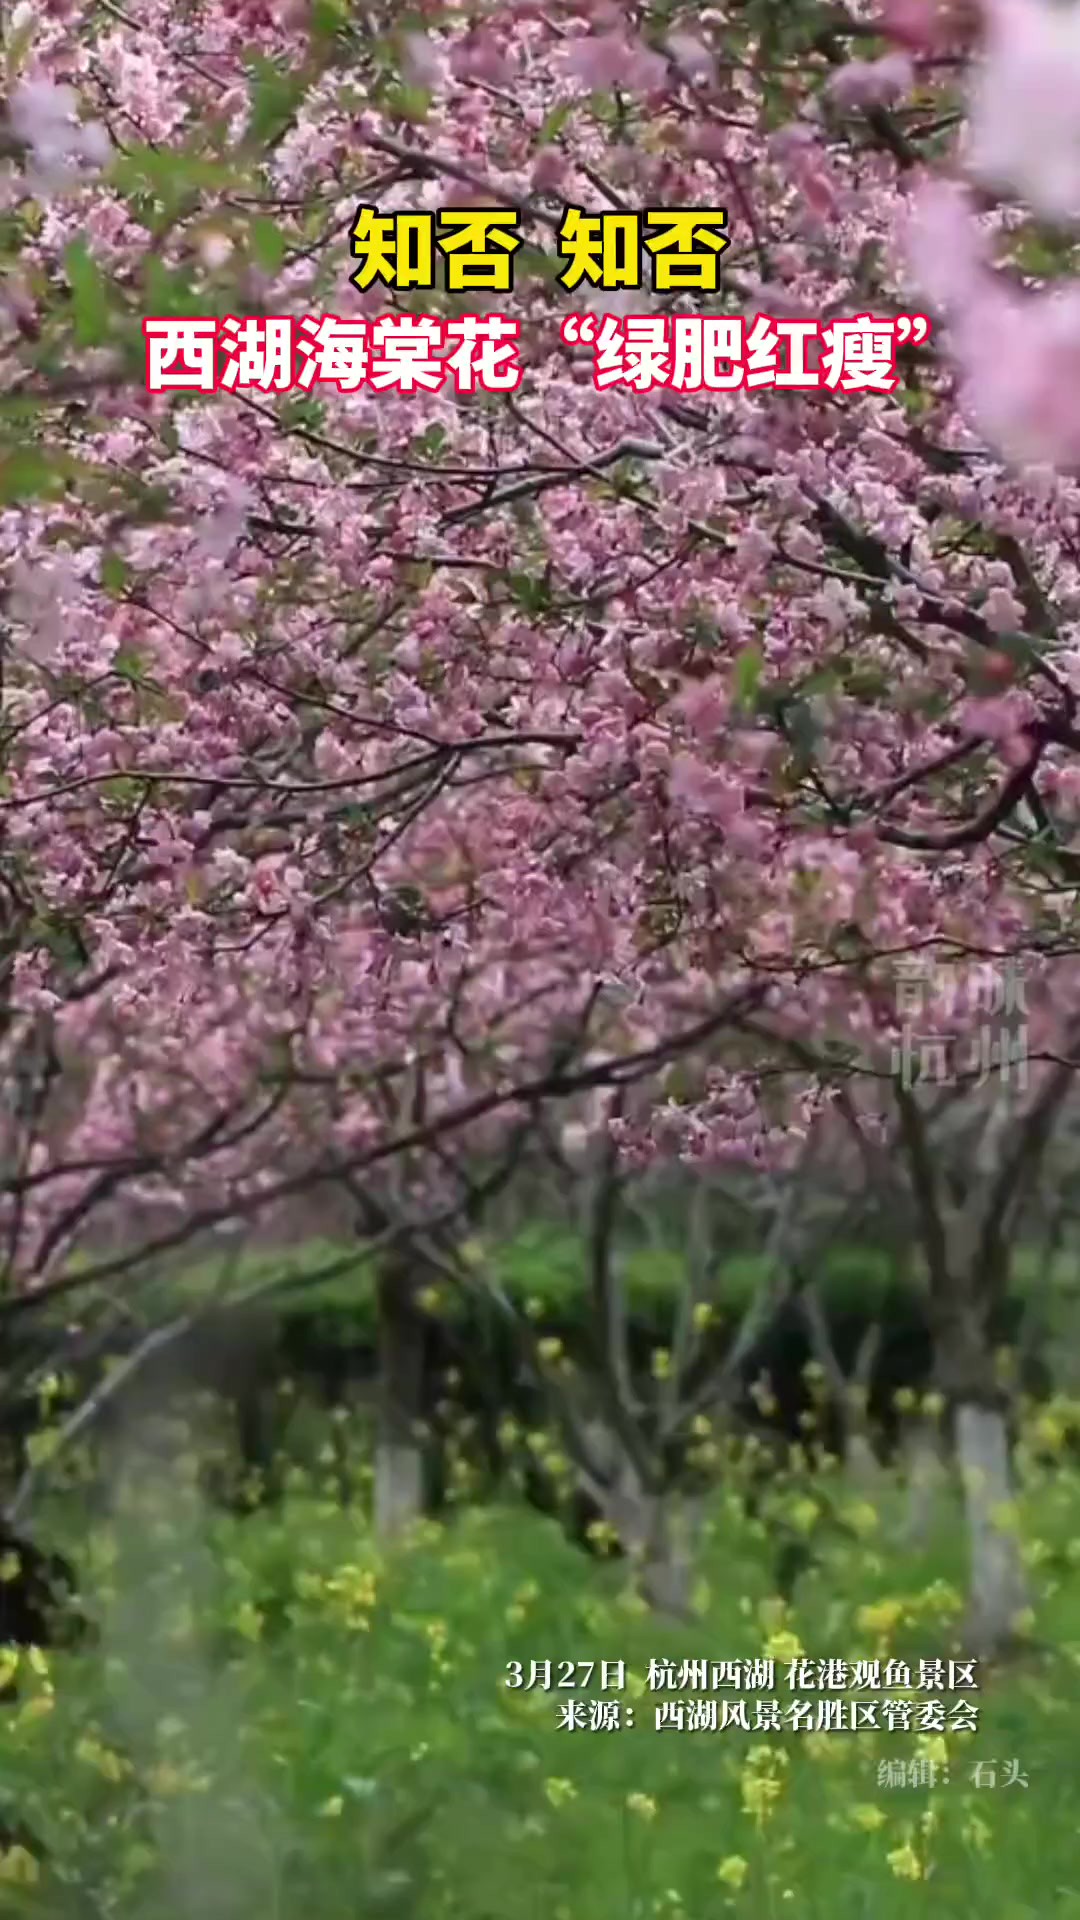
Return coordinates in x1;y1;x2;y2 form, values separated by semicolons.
716;1855;749;1889
851;1804;886;1831
626;1793;657;1821
841;1501;879;1537
886;1841;923;1881
75;1736;128;1783
232;1602;263;1641
856;1598;903;1637
740;1771;782;1827
764;1630;803;1664
789;1498;818;1535
544;1777;576;1808
0;1846;39;1885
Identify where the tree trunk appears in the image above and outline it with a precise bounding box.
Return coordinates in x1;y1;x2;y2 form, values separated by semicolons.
581;1421;699;1617
933;1292;1029;1658
374;1260;426;1541
235;1387;277;1503
899;1416;948;1546
955;1401;1029;1659
843;1427;885;1492
611;1480;699;1618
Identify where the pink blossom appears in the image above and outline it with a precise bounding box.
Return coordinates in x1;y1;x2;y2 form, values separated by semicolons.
967;0;1080;221
957;280;1080;467
401;32;445;90
561;32;666;94
959;692;1035;740
7;76;110;195
666;31;715;85
878;0;954;51
981;585;1025;632
450;32;513;85
906;179;986;313
669;752;744;824
827;53;915;111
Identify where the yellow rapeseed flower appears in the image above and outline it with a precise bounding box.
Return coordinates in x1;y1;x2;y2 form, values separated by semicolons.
851;1804;886;1832
15;1691;55;1726
585;1520;620;1554
740;1771;783;1827
886;1841;923;1881
146;1762;210;1797
716;1855;749;1889
764;1630;803;1663
544;1777;576;1808
625;1793;657;1821
856;1598;903;1637
1033;1411;1067;1452
0;1846;39;1885
75;1736;128;1783
232;1602;263;1641
842;1500;879;1538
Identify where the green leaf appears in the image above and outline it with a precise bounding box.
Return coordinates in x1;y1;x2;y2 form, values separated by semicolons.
142;257;207;318
112;648;145;687
280;395;325;432
30;913;85;967
412;423;446;460
733;643;763;710
0;446;65;504
785;698;818;769
508;571;551;613
245;54;308;146
100;775;143;806
112;145;242;209
64;238;109;346
537;100;573;146
4;14;36;81
249;215;288;273
25;1429;60;1468
101;550;130;597
1009;227;1076;279
310;0;350;38
382;84;431;123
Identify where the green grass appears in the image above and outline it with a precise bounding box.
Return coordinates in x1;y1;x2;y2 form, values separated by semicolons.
2;1416;1080;1918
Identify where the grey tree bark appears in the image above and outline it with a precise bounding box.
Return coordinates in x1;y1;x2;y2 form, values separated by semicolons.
373;1258;426;1541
